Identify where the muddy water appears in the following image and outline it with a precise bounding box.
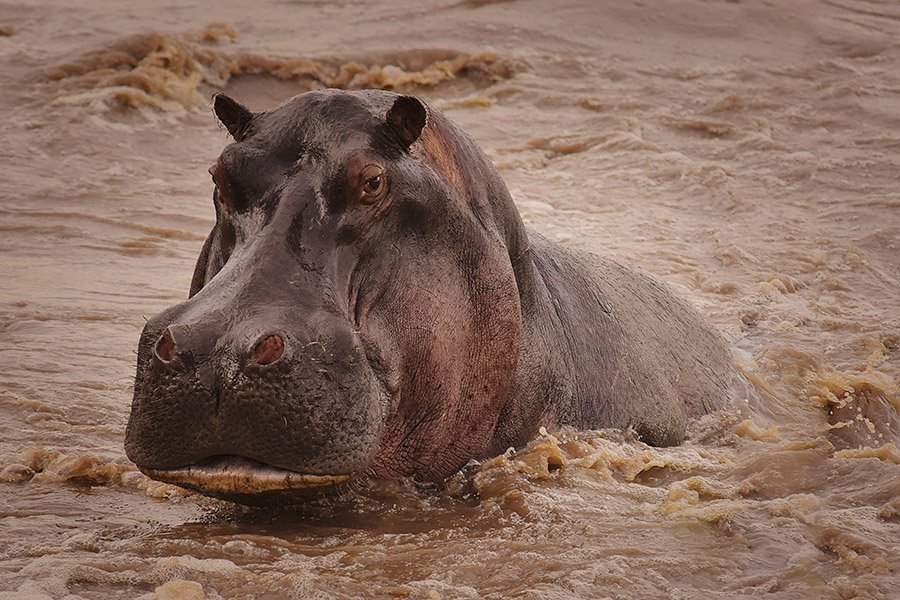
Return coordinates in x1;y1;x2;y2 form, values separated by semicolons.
1;0;899;598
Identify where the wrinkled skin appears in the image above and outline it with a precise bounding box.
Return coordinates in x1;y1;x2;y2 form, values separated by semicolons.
125;89;741;503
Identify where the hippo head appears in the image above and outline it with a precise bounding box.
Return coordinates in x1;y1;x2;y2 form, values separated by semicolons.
125;90;533;503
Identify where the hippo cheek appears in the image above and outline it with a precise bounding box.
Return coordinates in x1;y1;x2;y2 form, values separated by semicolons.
124;317;388;501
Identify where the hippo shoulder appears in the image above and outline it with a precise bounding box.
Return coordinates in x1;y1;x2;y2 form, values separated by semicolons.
517;231;738;446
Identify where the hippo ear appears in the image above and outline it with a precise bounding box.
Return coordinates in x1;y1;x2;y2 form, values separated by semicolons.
386;95;427;149
213;93;253;141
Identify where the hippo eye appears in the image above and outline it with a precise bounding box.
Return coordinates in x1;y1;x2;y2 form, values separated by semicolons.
359;165;387;203
364;175;382;194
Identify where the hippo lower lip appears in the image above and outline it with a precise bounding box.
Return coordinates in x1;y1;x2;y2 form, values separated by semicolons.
139;455;351;495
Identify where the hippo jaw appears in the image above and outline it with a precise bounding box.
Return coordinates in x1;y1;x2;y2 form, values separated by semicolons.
138;455;351;500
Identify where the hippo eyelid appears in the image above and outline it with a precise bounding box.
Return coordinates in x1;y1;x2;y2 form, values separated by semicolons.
358;163;385;183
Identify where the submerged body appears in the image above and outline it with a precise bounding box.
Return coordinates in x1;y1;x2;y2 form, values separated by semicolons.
124;89;740;501
494;232;737;455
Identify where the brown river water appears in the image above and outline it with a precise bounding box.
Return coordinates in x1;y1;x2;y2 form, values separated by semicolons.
1;1;899;598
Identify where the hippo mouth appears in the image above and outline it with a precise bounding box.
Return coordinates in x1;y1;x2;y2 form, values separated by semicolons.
138;455;351;497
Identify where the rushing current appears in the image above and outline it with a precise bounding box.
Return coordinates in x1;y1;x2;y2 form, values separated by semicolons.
1;1;898;598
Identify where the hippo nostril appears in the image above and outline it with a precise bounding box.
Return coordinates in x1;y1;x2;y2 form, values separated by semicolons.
154;328;177;363
249;334;284;366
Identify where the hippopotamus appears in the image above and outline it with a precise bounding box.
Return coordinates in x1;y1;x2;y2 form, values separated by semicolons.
124;89;741;503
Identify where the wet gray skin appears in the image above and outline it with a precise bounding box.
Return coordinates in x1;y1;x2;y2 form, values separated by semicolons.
124;89;741;504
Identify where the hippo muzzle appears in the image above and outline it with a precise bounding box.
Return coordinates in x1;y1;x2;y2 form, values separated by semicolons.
125;242;387;500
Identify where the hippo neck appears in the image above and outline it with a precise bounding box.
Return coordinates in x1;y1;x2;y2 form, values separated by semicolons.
416;109;540;316
487;229;630;456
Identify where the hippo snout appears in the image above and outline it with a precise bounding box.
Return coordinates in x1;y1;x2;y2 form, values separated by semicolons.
125;302;387;500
